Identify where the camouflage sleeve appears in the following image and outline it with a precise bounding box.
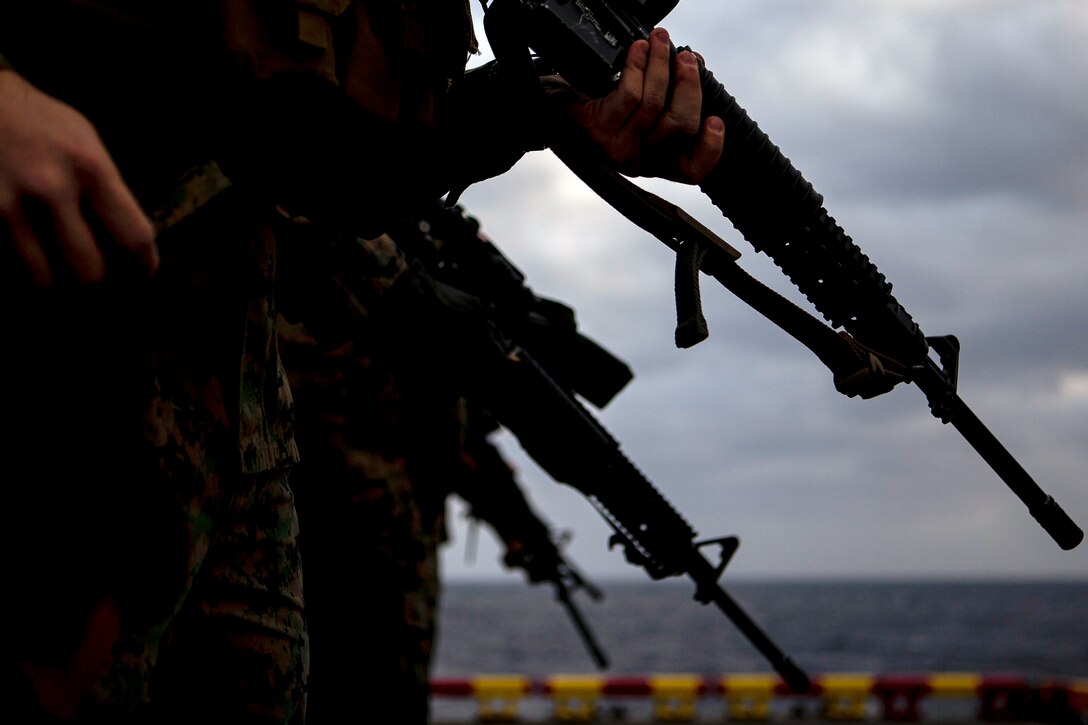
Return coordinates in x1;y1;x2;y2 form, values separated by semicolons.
274;211;413;349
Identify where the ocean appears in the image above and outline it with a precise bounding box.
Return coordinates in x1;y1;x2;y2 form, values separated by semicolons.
434;579;1088;677
430;579;1087;721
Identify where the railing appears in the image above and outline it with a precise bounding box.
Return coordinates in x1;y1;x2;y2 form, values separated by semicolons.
430;673;1088;723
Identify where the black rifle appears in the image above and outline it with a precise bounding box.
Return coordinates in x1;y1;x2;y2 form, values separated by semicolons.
385;206;809;690
383;204;810;678
458;410;610;669
285;203;812;691
481;0;1083;551
385;200;633;410
276;202;616;668
483;343;812;693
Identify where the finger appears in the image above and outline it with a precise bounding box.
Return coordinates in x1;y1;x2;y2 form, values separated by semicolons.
83;159;159;277
658;50;706;141
52;195;107;284
584;38;650;144
678;115;726;184
2;205;55;287
620;28;672;136
639;50;705;155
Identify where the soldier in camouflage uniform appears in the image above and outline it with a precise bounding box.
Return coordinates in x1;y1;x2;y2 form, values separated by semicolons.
276;234;566;724
272;226;438;724
2;1;723;721
278;319;451;724
0;40;309;724
0;1;485;719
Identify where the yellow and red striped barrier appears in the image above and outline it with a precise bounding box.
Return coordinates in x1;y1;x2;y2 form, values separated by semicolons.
430;673;1088;723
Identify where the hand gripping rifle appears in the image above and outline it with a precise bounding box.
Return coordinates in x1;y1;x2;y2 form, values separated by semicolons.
480;0;1084;551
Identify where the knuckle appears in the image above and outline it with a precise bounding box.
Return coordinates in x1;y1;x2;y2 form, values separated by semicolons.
662;108;701;138
24;165;68;201
640;89;667;116
69;142;111;179
614;84;641;115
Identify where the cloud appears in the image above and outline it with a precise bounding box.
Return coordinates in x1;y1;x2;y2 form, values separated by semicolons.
442;1;1088;582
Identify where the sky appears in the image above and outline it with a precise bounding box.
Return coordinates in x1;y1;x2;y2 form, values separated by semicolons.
438;0;1088;584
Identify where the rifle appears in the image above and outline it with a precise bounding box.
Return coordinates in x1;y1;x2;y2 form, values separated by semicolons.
482;342;812;693
480;0;1084;551
386;205;809;689
385;200;633;409
278;199;624;668
457;410;610;670
381;203;811;680
282;201;813;691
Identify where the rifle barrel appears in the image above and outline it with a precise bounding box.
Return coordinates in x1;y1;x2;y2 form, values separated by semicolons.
555;582;610;669
487;348;812;684
913;366;1084;550
687;552;811;694
690;54;1081;550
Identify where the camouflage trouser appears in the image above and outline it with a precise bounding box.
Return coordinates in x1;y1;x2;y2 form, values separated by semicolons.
4;270;309;723
293;461;442;725
278;318;458;725
93;466;309;725
84;195;310;724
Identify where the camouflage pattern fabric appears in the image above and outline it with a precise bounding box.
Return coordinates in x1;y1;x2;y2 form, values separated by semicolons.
3;0;481;719
272;216;476;725
1;188;308;724
87;196;307;723
275;213;574;722
278;315;463;724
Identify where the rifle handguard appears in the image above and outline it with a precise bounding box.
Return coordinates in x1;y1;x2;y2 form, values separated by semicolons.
693;56;1082;549
483;0;1081;549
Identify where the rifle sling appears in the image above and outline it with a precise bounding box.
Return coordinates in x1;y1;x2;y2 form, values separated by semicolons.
548;138;908;400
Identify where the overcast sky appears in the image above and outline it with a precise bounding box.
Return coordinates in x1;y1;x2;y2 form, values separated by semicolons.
438;0;1088;584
